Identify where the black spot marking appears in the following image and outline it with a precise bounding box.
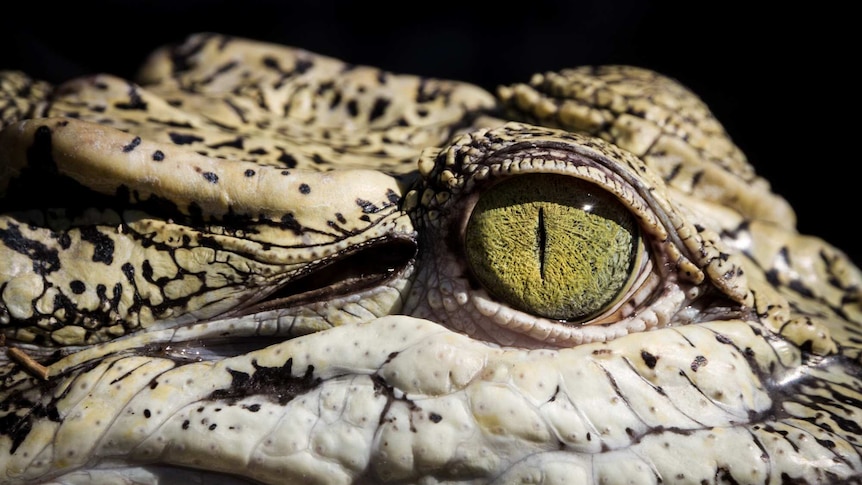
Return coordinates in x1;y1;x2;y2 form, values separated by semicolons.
369;97;390;122
182;420;190;430
765;269;781;287
52;293;77;323
356;199;380;214
335;212;347;224
144;409;151;418
816;438;836;450
0;402;62;454
548;386;560;403
429;412;442;423
141;260;154;282
96;284;108;306
262;56;280;69
70;280;86;294
277;150;297;168
112;283;123;309
121;262;135;283
299;183;311;194
690;355;708;372
641;350;658;369
346;99;359;117
57;233;72;249
294;59;313;74
80;227;115;265
207;358;321;405
122;136;142;153
386;189;400;205
0;223;61;275
789;280;816;298
168;132;204;145
152;150;165;161
202;172;219;184
209;423;217;431
833;413;862;435
115;85;147;110
664;163;682;182
244;169;256;177
242;404;261;412
208;137;245;150
149;118;193;129
715;333;732;345
280;213;303;235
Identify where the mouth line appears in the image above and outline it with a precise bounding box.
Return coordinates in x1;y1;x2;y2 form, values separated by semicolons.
228;235;417;318
147;235;419;362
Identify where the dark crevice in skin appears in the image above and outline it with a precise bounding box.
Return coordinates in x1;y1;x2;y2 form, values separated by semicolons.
234;235;416;316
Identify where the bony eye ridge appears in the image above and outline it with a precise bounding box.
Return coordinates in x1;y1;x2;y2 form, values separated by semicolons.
464;173;640;322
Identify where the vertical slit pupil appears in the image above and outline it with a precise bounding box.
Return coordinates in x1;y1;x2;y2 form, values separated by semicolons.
537;206;547;279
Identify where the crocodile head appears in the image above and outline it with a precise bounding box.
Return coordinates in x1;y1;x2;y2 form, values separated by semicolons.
1;34;860;484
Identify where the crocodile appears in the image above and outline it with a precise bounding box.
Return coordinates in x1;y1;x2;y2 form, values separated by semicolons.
0;33;860;484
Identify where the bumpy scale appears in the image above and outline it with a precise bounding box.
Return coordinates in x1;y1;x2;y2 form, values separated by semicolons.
0;33;860;484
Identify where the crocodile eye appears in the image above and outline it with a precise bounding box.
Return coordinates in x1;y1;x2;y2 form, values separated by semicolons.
464;173;641;322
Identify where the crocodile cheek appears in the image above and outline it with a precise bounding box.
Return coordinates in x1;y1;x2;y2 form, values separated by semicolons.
2;318;787;485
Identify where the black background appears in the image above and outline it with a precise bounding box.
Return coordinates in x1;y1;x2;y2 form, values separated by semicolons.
2;1;857;264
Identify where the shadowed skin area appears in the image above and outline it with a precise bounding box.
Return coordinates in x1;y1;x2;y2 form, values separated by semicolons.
0;33;861;484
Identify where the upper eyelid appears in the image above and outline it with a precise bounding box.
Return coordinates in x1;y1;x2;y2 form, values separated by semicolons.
418;125;711;289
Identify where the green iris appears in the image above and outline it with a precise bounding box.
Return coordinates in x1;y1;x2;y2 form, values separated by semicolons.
465;173;639;321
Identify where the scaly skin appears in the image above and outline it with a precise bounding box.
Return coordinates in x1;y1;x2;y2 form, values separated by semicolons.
1;33;860;484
